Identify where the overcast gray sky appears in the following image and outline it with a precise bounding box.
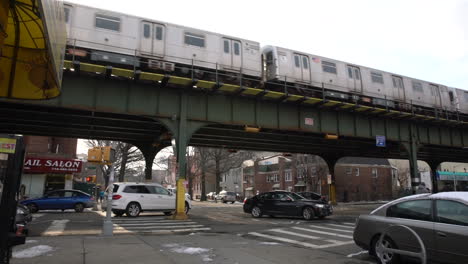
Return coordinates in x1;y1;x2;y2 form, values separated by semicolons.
68;0;467;90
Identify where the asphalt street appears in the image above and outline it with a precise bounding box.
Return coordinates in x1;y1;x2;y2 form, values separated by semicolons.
11;201;383;264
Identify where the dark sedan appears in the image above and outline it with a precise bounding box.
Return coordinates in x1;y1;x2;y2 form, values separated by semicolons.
21;189;95;213
297;191;328;203
243;191;333;220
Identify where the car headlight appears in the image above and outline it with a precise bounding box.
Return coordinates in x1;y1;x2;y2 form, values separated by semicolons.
315;204;324;208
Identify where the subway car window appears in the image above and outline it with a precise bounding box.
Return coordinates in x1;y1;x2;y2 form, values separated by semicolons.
371;72;384;84
322;61;337;74
412;81;424;93
185;33;205;47
155;26;163;40
143;24;150;38
234;42;240;55
294;55;300;68
95;14;120;31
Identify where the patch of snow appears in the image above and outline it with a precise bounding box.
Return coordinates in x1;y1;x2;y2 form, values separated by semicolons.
259;242;280;245
189;233;197;236
202;255;213;262
25;240;38;244
171;246;210;255
162;243;180;248
347;250;368;258
13;245;54;258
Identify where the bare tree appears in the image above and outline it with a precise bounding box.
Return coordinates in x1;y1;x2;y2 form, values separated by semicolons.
292;154;326;193
191;147;211;201
85;140;145;184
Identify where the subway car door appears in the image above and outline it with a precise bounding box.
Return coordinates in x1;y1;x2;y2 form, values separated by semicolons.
392;76;406;101
140;22;165;56
347;65;363;93
292;54;310;83
430;84;442;109
222;38;242;71
301;55;311;83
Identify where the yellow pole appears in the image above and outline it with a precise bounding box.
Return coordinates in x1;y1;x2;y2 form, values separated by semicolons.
0;0;9;51
171;179;188;220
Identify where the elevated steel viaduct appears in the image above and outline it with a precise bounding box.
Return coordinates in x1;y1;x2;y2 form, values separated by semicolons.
2;61;468;216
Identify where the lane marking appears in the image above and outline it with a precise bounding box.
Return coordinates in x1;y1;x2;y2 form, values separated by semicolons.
114;222;197;226
112;218;190;222
114;224;205;230
342;222;355;226
326;223;355;229
269;228;323;240
292;227;353;239
42;219;69;236
249;232;321;248
315;226;354;233
115;227;211;234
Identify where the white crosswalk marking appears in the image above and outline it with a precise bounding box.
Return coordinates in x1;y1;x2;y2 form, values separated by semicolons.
112;217;210;234
325;223;355;229
313;225;354;233
342;222;355;226
293;226;353;239
42;219;69;236
246;222;356;249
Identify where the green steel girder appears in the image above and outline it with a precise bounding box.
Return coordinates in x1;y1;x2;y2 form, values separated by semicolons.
0;72;467;165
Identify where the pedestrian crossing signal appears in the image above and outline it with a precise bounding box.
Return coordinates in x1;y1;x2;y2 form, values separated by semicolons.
86;176;96;183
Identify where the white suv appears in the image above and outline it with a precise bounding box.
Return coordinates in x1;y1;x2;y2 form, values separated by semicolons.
103;182;192;217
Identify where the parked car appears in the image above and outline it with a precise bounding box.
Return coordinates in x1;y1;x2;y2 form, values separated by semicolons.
207;192;217;200
243;191;333;220
15;203;32;236
216;191;236;203
296;191;328;203
103;182;192;217
20;189;95;213
353;192;468;264
167;188;192;200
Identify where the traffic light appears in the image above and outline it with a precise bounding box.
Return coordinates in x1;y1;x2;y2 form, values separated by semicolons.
102;146;116;163
87;146;115;164
88;148;102;162
86;175;96;183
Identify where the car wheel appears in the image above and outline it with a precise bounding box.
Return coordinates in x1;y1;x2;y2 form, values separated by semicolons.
164;211;173;216
371;235;401;264
302;207;315;220
74;203;84;213
251;206;263;218
27;203;38;213
126;202;141;217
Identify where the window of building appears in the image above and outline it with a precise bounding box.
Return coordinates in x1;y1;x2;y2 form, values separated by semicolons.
184;33;205;47
371;72;384;84
266;174;271;182
273;174;279;182
387;200;432;221
355;168;360;176
322;61;337;74
412;81;423;93
285;171;292;182
143;24;150;38
294;55;300;68
436;200;468;226
234;42;240;55
64;8;70;23
371;168;378;178
95;14;120;31
297;167;304;179
155;26;163;40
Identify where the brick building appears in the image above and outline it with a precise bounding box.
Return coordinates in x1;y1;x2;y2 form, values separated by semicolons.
334;157;397;202
20;136;81;198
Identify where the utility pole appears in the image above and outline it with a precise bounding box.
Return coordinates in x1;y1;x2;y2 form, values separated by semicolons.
88;146;115;236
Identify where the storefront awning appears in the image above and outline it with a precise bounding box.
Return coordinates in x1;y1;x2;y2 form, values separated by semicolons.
0;0;66;99
294;181;305;187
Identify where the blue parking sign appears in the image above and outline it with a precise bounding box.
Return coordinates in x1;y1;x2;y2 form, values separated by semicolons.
376;135;386;147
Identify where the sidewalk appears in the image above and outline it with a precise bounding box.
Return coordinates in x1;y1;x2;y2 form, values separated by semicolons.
11;235;173;264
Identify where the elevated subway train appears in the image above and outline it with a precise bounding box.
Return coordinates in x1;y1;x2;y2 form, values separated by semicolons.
63;2;467;115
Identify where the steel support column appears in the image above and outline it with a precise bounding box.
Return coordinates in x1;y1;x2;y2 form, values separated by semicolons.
427;161;441;193
322;156;340;205
402;125;420;194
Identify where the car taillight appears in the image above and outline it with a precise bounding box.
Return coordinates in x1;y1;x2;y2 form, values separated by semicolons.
243;198;247;204
16;224;25;236
112;195;122;200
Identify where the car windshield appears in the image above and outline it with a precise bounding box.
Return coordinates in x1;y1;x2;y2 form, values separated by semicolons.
289;193;305;200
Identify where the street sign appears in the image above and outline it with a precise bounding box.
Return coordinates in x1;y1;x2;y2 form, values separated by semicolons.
376;135;386;147
0;138;16;154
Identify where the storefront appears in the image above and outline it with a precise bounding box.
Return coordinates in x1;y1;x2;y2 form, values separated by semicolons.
437;171;468;192
21;157;82;198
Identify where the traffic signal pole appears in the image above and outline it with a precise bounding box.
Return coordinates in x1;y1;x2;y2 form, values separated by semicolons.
102;164;114;236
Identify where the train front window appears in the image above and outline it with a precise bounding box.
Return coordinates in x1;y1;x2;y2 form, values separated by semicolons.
95;14;120;31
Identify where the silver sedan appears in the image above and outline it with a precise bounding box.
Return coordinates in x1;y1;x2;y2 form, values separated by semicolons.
353;192;468;264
